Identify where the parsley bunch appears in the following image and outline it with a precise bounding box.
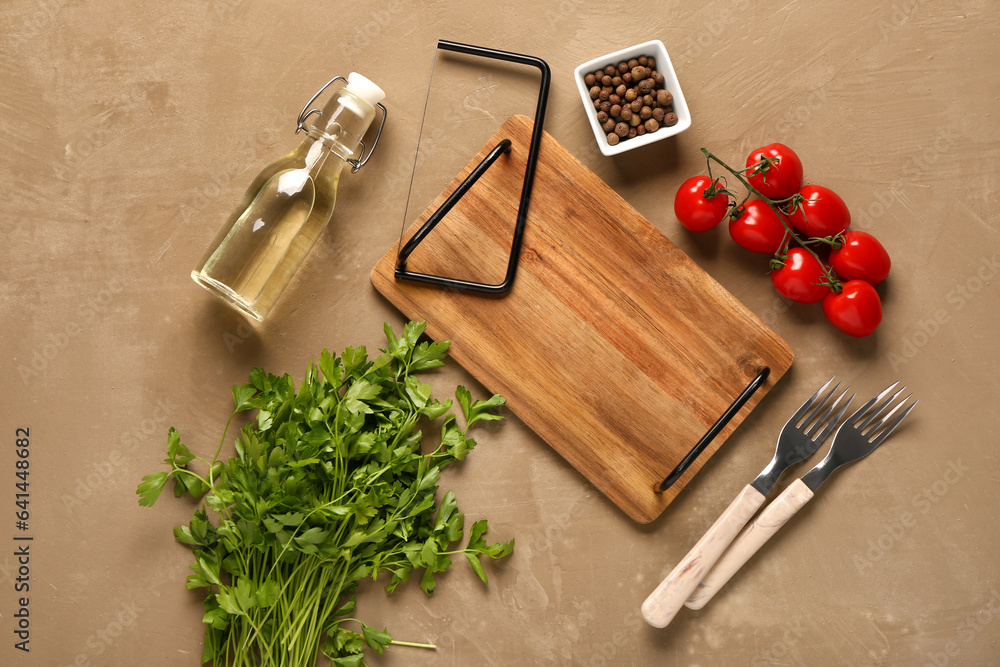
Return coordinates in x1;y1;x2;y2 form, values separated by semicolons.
138;321;513;666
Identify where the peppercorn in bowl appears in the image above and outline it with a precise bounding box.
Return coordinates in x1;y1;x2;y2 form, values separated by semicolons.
574;40;691;156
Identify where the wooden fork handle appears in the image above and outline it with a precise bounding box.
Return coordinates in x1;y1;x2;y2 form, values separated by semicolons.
685;478;814;610
641;484;766;628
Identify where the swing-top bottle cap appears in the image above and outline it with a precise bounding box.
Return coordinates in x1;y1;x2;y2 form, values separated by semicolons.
345;72;386;107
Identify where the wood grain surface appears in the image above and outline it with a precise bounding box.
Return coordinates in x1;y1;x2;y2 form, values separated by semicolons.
372;115;794;523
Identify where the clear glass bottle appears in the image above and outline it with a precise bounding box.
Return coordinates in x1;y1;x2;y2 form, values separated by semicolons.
191;73;386;321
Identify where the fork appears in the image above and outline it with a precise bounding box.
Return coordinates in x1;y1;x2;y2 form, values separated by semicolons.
684;382;917;609
641;378;853;628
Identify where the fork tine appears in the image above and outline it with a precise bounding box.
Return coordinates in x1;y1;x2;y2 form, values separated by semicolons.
804;387;851;438
863;393;914;437
811;391;855;442
799;381;840;430
869;399;918;445
789;377;834;425
848;381;899;426
858;384;906;430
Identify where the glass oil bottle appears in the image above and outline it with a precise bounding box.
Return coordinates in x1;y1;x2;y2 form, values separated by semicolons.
191;73;386;321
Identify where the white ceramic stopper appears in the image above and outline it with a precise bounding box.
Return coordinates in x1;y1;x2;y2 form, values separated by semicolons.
345;72;385;106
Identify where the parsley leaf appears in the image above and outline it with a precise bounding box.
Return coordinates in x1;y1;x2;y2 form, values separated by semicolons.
136;471;168;507
231;384;257;412
361;623;392;654
456;386;506;428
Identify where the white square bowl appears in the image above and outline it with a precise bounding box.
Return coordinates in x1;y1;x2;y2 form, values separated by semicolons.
574;40;691;157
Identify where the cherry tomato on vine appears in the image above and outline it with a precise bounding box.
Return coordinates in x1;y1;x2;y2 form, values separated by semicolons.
728;200;789;254
674;175;729;232
823;280;882;337
786;184;851;238
770;248;831;303
829;230;891;285
745;143;804;200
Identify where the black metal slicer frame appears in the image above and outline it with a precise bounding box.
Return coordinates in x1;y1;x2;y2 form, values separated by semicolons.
394;40;551;294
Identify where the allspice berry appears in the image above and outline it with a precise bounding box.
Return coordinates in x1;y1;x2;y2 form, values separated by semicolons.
588;53;676;146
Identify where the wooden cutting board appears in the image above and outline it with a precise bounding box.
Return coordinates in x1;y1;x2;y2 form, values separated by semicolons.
371;115;793;523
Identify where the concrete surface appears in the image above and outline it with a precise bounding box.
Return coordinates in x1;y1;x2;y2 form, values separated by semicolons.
1;0;998;665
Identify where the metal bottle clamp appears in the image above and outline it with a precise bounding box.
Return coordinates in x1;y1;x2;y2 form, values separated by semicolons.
295;75;388;173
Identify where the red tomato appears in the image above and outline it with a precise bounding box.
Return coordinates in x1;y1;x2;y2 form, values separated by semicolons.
823;280;882;337
786;185;851;238
770;248;831;303
745;143;804;200
674;176;729;232
729;200;789;254
829;230;891;285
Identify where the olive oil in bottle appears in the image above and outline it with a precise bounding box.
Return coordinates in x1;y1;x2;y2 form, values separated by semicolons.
191;73;386;321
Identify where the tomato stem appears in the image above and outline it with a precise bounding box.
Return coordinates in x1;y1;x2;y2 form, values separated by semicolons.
808;233;845;249
700;147;838;285
744;156;779;178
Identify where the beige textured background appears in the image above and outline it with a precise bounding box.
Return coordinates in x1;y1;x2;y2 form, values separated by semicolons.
2;1;998;665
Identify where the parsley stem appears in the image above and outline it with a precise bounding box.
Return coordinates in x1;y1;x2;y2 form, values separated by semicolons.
391;640;438;649
209;410;237;487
